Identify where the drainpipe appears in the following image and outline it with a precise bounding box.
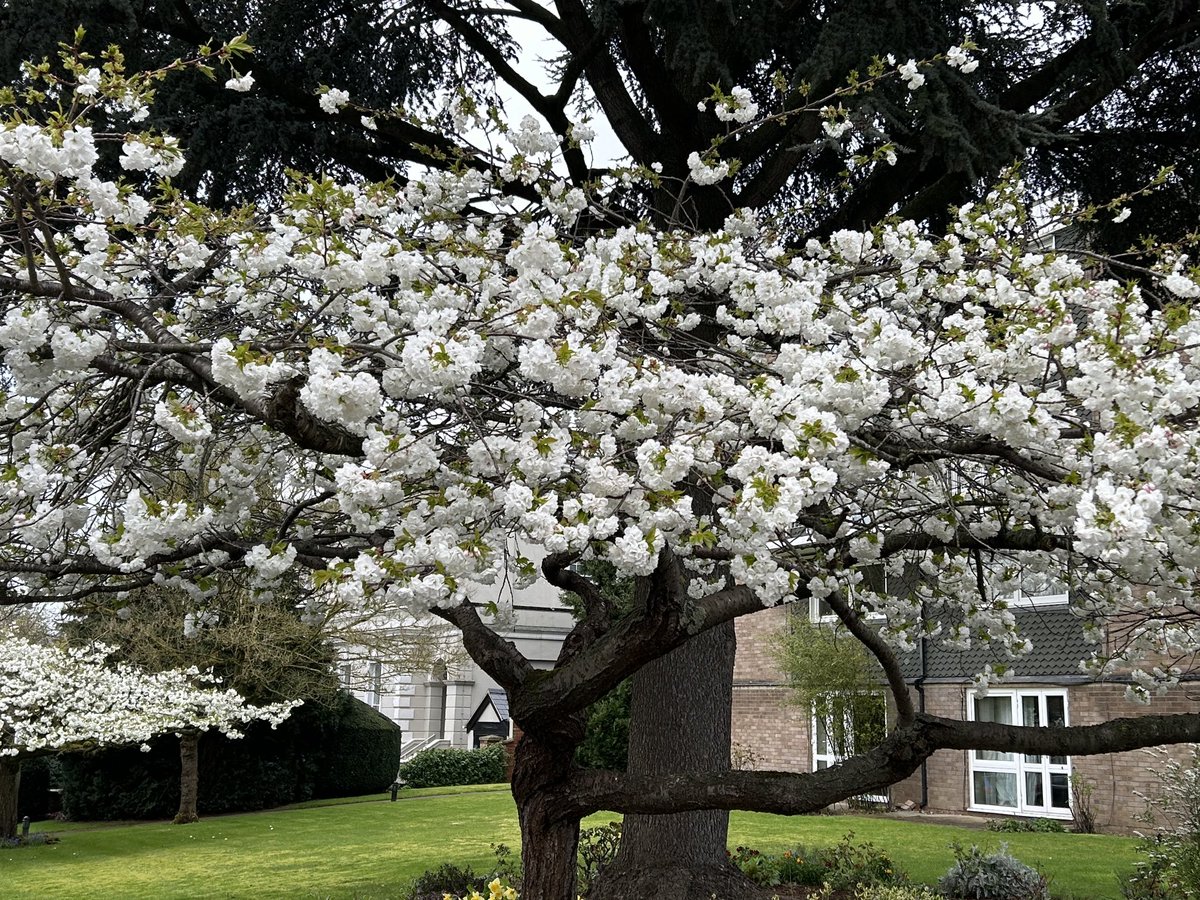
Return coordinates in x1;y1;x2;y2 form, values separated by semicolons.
917;601;929;810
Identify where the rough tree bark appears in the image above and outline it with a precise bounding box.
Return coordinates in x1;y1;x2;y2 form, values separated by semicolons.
173;730;200;825
0;756;19;840
591;621;756;900
511;730;585;900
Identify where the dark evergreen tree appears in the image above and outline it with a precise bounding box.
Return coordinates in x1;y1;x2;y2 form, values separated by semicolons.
0;0;510;203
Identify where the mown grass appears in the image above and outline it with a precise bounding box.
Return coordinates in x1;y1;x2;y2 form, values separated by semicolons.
3;785;1140;899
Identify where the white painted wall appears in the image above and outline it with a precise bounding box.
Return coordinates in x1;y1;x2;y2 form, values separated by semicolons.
339;554;575;747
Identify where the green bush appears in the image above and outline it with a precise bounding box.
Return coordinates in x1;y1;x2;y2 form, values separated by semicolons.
939;842;1049;900
575;680;629;772
59;694;400;820
405;863;489;900
730;834;904;891
985;817;1067;834
577;821;621;896
397;743;506;789
315;698;403;797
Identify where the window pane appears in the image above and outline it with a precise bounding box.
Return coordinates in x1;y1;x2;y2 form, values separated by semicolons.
815;716;829;755
1022;696;1042;763
975;696;1014;762
1046;695;1066;728
1050;773;1070;809
1047;696;1067;764
1022;696;1040;727
1025;771;1044;807
974;771;1018;808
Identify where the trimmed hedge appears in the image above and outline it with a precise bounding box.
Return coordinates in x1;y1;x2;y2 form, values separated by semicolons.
58;694;400;820
320;696;405;797
16;755;61;821
397;743;506;789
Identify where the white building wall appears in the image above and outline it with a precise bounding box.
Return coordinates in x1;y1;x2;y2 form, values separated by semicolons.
339;552;575;745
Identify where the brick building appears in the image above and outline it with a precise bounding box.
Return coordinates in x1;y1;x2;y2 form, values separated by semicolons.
731;602;1200;832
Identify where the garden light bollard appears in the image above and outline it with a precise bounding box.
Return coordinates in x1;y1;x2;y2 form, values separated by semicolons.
21;816;29;837
390;781;401;802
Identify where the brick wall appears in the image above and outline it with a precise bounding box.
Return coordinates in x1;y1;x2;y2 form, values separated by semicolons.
731;607;810;771
891;684;971;813
731;685;811;771
733;605;790;683
1069;683;1200;832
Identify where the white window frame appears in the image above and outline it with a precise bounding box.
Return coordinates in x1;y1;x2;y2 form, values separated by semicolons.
366;660;383;711
811;692;888;804
339;661;353;691
809;566;890;624
968;688;1071;819
990;559;1069;608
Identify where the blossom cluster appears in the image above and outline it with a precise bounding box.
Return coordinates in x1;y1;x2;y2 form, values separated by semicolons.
0;639;299;757
0;52;1199;697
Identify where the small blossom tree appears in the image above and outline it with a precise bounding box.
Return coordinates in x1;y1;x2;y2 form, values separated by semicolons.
0;638;298;837
2;36;1200;897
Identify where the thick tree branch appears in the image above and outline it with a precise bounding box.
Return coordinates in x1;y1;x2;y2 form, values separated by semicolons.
553;0;661;164
430;599;534;690
822;587;914;725
514;573;769;730
557;710;1200;820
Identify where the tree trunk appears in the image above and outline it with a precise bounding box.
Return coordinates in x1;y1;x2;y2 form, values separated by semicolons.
591;620;755;900
0;756;19;841
511;730;582;900
174;730;200;824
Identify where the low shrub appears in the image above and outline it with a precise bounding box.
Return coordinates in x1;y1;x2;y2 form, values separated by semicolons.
405;863;489;900
577;821;620;895
1070;773;1098;834
985;817;1066;834
853;886;941;900
730;834;904;892
730;845;783;887
939;842;1049;900
397;743;506;789
441;879;518;900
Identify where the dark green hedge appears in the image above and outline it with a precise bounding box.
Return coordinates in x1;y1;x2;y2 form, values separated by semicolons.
397;743;506;788
319;697;404;797
58;694;400;820
16;755;61;822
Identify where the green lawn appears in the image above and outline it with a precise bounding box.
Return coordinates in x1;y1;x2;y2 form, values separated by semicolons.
2;786;1140;899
